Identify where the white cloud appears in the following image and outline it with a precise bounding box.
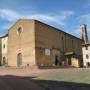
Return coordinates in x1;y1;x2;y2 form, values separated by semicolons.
0;9;20;21
24;10;74;25
0;9;74;29
60;11;74;16
70;13;90;39
78;14;90;22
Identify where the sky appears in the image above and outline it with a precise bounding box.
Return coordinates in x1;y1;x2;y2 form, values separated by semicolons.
0;0;90;39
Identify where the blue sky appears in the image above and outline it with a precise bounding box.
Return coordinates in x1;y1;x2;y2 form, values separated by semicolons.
0;0;90;39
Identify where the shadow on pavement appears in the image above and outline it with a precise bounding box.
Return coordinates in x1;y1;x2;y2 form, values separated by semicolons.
0;75;90;90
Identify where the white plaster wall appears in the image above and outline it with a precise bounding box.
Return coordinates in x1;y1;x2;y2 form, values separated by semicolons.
82;46;90;66
1;37;8;54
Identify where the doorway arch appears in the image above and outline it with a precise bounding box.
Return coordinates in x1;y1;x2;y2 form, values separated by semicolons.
17;53;22;67
3;57;6;65
55;55;58;66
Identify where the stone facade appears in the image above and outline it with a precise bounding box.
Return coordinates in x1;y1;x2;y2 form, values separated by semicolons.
35;20;82;67
8;20;35;67
0;19;83;68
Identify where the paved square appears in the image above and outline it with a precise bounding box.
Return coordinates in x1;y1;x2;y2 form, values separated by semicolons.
0;68;90;90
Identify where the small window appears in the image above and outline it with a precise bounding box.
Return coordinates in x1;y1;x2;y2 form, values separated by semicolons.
86;54;89;59
17;26;23;34
62;37;63;40
39;47;45;55
3;44;5;48
82;28;84;32
85;46;88;50
45;49;50;56
72;40;74;49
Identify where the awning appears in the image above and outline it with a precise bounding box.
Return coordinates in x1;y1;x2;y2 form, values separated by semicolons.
64;52;75;56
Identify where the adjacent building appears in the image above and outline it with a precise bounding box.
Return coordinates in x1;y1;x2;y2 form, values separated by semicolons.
81;24;90;67
0;19;83;68
82;43;90;67
0;35;8;66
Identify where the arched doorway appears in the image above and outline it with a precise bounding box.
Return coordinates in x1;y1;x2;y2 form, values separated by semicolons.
3;57;6;65
17;53;22;67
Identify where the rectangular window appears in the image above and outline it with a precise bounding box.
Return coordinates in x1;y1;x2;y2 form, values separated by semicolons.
3;44;5;48
39;47;45;55
45;49;50;56
62;37;64;51
72;40;74;50
86;54;89;59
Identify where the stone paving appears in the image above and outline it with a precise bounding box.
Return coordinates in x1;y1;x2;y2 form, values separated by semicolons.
0;68;90;90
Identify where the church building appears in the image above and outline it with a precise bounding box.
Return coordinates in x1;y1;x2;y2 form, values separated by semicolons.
0;19;83;68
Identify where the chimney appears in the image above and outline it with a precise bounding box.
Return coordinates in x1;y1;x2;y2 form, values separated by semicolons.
80;24;89;44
